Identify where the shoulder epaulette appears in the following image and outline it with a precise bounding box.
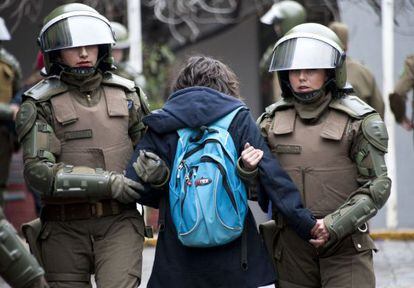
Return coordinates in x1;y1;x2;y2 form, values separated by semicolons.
257;98;294;125
266;98;294;115
24;77;68;101
329;95;375;119
0;48;21;76
102;72;136;92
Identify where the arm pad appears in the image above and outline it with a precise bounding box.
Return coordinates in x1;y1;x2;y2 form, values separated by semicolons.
324;193;377;243
54;165;112;199
0;218;44;288
324;175;391;243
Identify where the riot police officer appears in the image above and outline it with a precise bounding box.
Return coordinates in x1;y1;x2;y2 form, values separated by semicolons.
255;23;391;287
0;16;22;207
110;21;141;85
16;3;149;287
389;54;414;130
329;21;385;118
260;0;307;102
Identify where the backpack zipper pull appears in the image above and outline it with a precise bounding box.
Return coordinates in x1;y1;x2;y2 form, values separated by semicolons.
185;175;192;186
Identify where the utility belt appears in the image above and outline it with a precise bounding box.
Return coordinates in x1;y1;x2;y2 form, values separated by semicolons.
41;200;136;222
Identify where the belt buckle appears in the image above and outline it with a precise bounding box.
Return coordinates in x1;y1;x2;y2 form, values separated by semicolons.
95;202;104;217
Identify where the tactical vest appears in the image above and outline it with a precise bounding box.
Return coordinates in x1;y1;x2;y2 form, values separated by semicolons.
50;85;133;174
266;107;361;217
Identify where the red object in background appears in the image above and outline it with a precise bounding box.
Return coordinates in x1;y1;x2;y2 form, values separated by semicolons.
3;151;37;234
35;51;44;70
145;207;159;232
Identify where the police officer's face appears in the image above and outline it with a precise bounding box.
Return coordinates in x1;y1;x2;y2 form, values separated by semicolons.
288;69;327;93
112;49;124;63
59;45;99;68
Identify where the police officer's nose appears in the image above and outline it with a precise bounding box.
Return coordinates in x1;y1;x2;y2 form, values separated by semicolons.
79;46;88;58
298;70;307;81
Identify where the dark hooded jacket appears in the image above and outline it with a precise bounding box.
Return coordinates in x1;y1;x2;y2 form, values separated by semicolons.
126;86;316;288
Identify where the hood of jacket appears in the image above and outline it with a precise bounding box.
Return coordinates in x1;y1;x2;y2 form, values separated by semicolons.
144;86;246;134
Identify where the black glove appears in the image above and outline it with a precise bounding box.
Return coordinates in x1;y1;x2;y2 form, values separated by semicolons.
132;150;170;187
110;173;144;203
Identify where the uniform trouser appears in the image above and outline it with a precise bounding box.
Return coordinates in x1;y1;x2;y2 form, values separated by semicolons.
0;127;13;207
38;209;145;288
274;225;376;288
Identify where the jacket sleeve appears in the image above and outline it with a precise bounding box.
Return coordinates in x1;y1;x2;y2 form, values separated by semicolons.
229;109;316;240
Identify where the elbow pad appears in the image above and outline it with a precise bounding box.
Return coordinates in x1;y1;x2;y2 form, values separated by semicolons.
0;218;44;288
369;175;391;209
24;161;55;197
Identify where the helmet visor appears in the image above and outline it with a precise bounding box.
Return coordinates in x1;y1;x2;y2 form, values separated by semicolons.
39;15;115;52
269;37;342;72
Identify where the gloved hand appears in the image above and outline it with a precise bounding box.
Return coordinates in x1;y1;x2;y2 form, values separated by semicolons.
132;150;170;187
110;173;144;203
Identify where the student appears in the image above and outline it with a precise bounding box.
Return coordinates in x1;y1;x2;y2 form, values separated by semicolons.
126;55;327;288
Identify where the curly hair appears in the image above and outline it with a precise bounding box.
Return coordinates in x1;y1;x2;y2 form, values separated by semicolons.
172;56;240;98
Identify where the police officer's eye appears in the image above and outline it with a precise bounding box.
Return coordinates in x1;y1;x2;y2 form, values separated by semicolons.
306;69;317;74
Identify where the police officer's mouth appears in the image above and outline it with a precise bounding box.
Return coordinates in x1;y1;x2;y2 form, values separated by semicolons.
77;61;92;67
297;85;311;91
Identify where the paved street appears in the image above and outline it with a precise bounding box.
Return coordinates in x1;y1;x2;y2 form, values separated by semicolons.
141;239;414;288
2;239;414;287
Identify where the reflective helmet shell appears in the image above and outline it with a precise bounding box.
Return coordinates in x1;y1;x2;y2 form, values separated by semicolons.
260;0;306;35
0;17;11;41
38;3;115;74
269;22;347;92
111;22;130;49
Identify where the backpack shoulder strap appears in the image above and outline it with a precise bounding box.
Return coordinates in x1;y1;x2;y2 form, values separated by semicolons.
176;106;246;138
213;106;246;130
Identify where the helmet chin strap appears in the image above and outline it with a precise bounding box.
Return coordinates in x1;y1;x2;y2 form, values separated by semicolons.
58;53;108;78
289;78;334;104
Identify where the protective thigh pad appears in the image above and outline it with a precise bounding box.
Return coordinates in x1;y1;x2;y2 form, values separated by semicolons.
0;219;44;288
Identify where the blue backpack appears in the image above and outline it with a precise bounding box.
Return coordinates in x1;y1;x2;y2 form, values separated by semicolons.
169;107;248;247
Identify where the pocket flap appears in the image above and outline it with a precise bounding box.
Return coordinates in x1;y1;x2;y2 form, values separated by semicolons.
352;232;377;252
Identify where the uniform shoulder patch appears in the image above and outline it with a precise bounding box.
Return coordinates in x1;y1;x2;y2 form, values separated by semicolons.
16;100;37;141
24;77;68;102
329;95;375;119
257;99;293;125
102;72;136;92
